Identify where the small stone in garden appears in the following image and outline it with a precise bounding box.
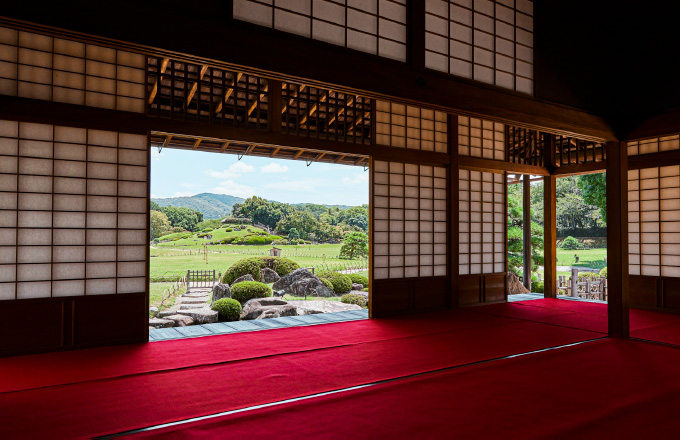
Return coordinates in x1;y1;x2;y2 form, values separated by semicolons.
149;306;159;318
232;274;255;285
351;283;364;291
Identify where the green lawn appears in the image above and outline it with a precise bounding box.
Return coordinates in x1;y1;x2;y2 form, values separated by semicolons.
556;248;607;268
150;243;367;280
149;281;185;310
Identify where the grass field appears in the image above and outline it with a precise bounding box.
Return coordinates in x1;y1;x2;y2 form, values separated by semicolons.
149;281;185;310
556;248;607;268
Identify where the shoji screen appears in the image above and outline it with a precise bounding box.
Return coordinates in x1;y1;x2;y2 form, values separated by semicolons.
628;166;680;278
233;0;407;61
425;0;533;93
457;115;505;160
627;135;680;156
372;160;447;280
375;100;448;153
0;26;145;112
0;120;148;301
458;169;505;275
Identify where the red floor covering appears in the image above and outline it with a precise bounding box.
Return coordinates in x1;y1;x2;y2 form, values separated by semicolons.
0;313;601;439
130;338;680;440
0;309;511;394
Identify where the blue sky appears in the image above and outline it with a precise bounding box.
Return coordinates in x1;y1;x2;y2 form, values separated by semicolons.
151;148;368;205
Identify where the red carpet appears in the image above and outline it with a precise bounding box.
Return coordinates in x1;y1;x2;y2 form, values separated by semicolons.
0;315;601;439
0;309;510;394
476;298;680;346
130;339;680;439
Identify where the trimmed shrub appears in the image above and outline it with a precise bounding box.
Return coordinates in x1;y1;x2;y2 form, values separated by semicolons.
157;231;192;241
211;298;242;321
578;272;600;282
231;281;272;304
559;236;584;250
259;256;300;277
341;293;367;308
361;287;369;292
348;274;369;287
599;267;608;278
225;228;233;232
201;228;214;232
319;277;334;291
532;281;545;294
222;257;263;284
317;270;352;294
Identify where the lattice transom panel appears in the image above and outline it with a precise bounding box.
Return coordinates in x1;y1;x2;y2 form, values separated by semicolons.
375;101;448;152
506;126;543;166
628;166;680;277
553;135;605;167
0;120;148;300
0;27;145;112
234;0;407;62
425;0;534;93
147;57;269;130
282;83;371;144
457;116;504;160
458;169;505;275
373;161;447;279
628;135;680;156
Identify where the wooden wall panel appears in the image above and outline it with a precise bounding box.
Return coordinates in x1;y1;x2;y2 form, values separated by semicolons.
73;292;147;346
371;276;447;318
629;275;680;313
458;273;506;307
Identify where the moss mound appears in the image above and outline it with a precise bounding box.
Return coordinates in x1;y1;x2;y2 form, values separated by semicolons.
222;256;301;285
231;281;272;304
211;298;242;321
317;270;352;295
341;293;367;308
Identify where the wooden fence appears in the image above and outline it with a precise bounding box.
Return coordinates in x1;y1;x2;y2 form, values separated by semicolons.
158;276;188;310
556;268;608;301
186;269;219;291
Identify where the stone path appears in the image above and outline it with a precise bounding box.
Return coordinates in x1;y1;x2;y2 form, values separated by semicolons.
149;309;370;342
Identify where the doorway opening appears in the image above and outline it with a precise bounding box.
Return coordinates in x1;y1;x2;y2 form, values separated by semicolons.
147;135;369;340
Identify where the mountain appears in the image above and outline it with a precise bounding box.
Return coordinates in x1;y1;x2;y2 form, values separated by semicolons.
151;193;245;219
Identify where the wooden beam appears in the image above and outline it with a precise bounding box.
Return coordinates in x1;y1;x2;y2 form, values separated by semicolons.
293;149;305;160
629;149;680;170
299;92;328;127
522;174;532;291
186;65;209;106
148;57;170;105
551;160;607;176
334;154;346;163
448;115;459;308
543;175;557;298
328;97;354;126
606;141;629;338
220;141;230;152
459;156;550;176
270;147;280;157
192;138;201;150
215;72;243;115
161;135;172;149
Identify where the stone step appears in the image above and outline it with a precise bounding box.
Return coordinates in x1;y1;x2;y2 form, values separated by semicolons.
177;309;218;324
180;304;208;310
179;298;209;304
149;318;175;329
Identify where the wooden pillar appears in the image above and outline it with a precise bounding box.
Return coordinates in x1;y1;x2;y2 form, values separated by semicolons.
522;174;532;290
407;0;426;72
606;141;629;337
543;175;557;298
449;114;459;308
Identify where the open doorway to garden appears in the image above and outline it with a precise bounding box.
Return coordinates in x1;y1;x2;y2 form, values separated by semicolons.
147;140;369;340
507;172;607;303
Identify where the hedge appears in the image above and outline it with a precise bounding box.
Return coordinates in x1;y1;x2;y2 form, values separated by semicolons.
559;236;584;250
347;274;369;287
317;270;352;295
211;298;242;321
224;228;233;232
341;293;367;308
231;281;272;304
532;281;544;294
599;267;608;278
319;277;334;291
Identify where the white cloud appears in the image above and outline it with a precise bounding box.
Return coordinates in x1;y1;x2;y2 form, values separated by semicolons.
205;162;255;179
260;163;289;174
214;180;256;199
341;173;369;185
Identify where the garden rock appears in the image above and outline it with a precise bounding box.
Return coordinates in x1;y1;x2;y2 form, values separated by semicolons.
165;314;195;327
232;274;255;285
240;298;299;320
507;272;530;294
177;309;218;324
351;283;364;291
148;318;175;329
149;306;159;318
272;268;334;297
261;267;280;283
211;283;231;304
